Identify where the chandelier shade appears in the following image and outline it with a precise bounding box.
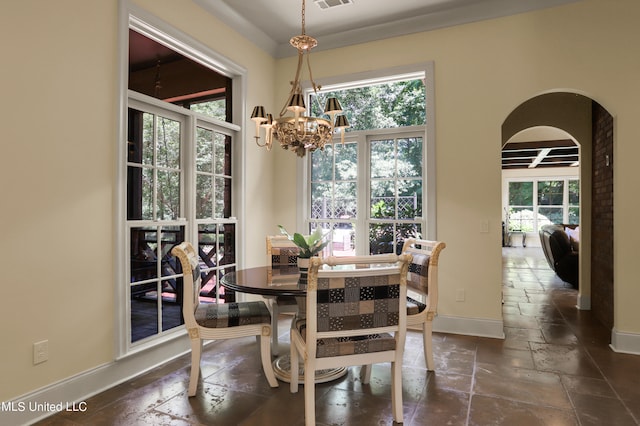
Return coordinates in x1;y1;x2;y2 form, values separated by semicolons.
251;0;349;157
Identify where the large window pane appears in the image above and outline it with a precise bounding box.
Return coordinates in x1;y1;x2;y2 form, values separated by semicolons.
309;79;426;131
370;140;395;178
568;207;580;225
311;182;332;219
142;112;154;165
538;207;563;226
538;180;564;205
190;99;226;121
507;207;535;232
334;143;357;180
214;133;227;175
397;137;422;177
311;145;334;181
130;225;185;343
371;181;395;219
568;180;580;204
196;175;213;218
335;182;357;219
310;141;358;252
369;223;395;254
196;127;213;172
127;109;182;222
156;117;181;169
196;127;232;219
508;181;533;205
331;222;355;256
157;170;180;220
398;179;422;219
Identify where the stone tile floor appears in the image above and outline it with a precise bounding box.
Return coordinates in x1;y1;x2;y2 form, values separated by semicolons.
35;247;640;425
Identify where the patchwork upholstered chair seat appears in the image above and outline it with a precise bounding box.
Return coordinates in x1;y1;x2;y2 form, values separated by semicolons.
171;242;278;397
290;254;411;425
194;301;271;328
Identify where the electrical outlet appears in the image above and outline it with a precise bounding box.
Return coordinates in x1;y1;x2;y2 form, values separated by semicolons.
456;289;465;302
33;340;48;365
480;220;489;233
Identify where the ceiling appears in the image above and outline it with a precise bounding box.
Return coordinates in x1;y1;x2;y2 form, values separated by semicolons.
193;0;581;58
502;139;579;170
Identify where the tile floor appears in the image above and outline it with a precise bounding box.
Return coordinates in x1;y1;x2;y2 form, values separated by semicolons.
35;247;640;425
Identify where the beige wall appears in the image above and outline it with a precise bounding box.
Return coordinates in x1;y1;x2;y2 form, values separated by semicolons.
1;0;639;404
272;0;640;325
0;0;118;401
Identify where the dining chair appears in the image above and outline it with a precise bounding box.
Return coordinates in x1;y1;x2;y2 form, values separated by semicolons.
290;253;412;425
402;238;446;370
266;235;300;355
361;237;446;383
171;242;278;396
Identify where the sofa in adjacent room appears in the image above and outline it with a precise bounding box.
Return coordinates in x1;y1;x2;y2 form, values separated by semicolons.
539;224;579;288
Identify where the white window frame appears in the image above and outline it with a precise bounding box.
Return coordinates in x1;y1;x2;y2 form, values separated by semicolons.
116;2;248;357
297;63;437;252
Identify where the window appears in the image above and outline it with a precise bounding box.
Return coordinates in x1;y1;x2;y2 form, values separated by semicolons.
310;142;358;256
122;14;248;353
305;70;431;255
369;135;423;254
127;105;186;342
506;178;579;232
126;95;237;346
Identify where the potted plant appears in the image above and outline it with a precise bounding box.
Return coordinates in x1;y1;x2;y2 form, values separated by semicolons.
278;225;330;284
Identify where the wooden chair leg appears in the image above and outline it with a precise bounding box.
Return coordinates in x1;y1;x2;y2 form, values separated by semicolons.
188;338;202;397
361;364;372;384
260;331;279;387
423;322;435;371
304;359;316;426
391;360;404;423
290;334;299;393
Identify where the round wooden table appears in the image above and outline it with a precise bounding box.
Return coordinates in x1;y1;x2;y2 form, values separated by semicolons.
221;266;347;383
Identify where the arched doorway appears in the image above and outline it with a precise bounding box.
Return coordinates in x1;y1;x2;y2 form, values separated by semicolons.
502;92;614;332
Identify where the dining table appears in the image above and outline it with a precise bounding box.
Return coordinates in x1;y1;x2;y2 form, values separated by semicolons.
220;265;347;383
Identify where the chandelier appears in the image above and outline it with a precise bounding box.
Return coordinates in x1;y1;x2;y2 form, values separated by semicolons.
250;0;349;157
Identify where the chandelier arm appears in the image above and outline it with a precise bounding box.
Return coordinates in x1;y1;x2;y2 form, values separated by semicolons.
305;49;320;94
279;50;306;117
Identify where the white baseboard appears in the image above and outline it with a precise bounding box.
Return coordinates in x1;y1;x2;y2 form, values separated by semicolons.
1;335;191;426
433;315;505;339
610;329;640;355
576;293;591;310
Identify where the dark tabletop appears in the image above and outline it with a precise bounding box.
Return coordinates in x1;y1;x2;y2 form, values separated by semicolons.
220;265;305;296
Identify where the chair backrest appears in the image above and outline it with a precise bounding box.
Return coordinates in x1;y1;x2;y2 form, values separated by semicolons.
305;254;411;355
401;238;446;312
266;235;300;267
171;242;201;327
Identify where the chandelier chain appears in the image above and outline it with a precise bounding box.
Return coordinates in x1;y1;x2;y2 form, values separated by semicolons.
301;0;306;35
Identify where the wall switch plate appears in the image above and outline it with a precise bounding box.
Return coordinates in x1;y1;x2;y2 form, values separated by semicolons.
33;340;48;365
456;289;465;302
480;220;489;233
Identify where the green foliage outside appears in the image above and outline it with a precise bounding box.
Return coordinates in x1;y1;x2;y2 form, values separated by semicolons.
310;80;426;131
